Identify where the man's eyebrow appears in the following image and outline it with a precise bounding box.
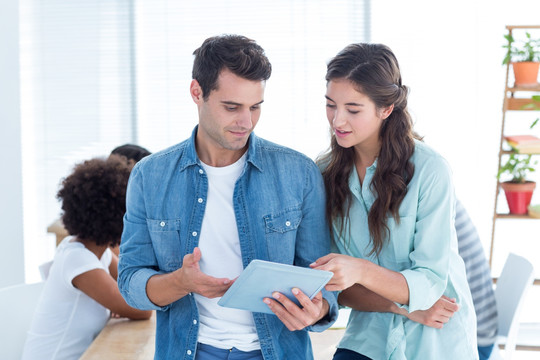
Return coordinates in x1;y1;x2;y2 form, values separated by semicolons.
220;100;265;106
325;95;363;107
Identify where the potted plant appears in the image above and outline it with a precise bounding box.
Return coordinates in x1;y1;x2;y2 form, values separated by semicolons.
497;153;537;214
503;32;540;86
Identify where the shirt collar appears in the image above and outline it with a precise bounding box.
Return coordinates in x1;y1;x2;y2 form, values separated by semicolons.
179;125;263;172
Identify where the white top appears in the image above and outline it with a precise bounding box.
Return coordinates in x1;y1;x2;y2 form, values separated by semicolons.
22;237;112;360
194;153;260;351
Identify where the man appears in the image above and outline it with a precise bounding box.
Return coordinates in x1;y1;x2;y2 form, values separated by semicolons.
118;34;337;360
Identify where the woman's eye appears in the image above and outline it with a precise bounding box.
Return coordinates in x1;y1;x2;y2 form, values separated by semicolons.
348;110;359;114
326;104;336;109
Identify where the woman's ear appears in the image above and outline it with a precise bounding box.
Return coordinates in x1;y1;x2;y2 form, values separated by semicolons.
381;104;394;119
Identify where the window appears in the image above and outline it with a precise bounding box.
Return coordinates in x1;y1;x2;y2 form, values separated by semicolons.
20;0;370;282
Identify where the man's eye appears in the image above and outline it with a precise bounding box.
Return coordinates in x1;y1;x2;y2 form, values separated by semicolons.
226;106;237;111
250;106;260;111
326;104;336;109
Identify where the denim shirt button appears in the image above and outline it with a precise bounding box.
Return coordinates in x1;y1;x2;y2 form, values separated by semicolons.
198;198;203;203
192;231;198;237
285;221;291;227
160;221;165;227
199;169;204;174
187;349;192;355
193;319;197;324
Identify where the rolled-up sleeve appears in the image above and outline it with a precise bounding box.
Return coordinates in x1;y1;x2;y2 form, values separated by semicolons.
399;156;455;313
118;164;169;311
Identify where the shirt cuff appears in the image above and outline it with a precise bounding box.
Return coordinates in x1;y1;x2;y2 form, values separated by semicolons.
129;268;170;311
399;268;439;313
308;290;339;332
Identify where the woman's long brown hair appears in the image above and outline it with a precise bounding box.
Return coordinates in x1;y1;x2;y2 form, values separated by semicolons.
318;43;418;256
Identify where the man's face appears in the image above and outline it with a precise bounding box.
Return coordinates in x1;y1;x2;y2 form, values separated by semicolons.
192;69;265;164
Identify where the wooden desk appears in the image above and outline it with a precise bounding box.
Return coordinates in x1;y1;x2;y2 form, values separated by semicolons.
80;311;345;359
80;312;156;360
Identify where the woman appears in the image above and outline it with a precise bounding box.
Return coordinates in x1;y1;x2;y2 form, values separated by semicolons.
312;43;477;359
23;156;151;360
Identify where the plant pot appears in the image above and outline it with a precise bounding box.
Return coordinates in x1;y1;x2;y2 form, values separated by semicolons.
500;181;536;214
512;62;540;86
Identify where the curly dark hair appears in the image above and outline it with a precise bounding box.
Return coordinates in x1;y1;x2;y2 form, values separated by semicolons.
57;155;133;247
192;34;272;100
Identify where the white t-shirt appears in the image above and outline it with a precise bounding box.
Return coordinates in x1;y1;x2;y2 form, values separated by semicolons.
22;237;112;360
194;153;260;351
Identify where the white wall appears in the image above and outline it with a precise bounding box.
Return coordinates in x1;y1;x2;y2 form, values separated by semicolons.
371;0;540;327
0;0;25;287
371;0;540;275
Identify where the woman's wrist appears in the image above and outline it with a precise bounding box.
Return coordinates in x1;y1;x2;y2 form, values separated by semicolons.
354;257;366;285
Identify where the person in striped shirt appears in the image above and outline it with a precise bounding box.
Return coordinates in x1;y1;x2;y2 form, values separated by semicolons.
455;199;498;360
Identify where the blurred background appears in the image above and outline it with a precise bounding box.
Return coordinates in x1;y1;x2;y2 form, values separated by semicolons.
2;1;540;336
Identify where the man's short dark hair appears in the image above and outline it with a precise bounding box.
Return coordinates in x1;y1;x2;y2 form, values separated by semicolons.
192;34;272;100
57;155;133;247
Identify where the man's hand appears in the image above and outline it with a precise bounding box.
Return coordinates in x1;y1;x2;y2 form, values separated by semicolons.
147;247;233;306
404;295;459;329
175;247;233;298
263;288;329;331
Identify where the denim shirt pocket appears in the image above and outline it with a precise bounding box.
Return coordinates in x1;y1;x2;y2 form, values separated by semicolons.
263;207;302;263
147;218;183;272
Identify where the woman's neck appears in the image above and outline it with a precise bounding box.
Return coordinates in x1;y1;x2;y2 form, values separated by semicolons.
354;143;380;185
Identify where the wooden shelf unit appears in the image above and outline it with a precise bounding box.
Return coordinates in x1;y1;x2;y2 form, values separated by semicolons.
489;25;540;267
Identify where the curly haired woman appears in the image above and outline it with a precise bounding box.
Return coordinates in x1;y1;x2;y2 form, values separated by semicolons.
23;156;151;360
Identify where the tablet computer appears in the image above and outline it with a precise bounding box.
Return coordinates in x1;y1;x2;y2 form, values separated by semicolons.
217;259;333;314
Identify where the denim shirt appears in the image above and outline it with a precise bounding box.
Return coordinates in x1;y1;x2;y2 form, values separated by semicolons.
118;127;338;360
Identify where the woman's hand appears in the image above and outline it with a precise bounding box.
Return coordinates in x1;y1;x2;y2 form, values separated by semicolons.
404;295;459;329
311;253;363;291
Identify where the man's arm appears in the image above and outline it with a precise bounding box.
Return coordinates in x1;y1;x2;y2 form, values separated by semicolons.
339;284;459;329
146;247;232;306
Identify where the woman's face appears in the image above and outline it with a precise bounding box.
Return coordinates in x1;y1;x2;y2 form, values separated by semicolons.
325;79;391;151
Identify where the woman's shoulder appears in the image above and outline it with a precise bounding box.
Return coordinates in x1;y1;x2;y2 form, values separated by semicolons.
412;140;452;172
55;239;106;272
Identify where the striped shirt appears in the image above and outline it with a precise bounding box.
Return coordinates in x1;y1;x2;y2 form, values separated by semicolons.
455;200;498;346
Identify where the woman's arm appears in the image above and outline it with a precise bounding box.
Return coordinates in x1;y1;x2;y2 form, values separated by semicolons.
339;284;459;328
312;253;409;305
109;252;119;280
72;268;152;320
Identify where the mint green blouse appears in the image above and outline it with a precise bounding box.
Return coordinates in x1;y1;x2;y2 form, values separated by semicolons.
333;141;478;359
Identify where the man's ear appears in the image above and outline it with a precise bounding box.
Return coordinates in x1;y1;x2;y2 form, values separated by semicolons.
190;79;203;104
381;104;394;119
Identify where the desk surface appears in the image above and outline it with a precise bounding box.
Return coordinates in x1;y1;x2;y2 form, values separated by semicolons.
80;312;156;360
80;311;344;359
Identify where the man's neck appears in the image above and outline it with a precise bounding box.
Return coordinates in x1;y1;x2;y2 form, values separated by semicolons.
198;149;247;167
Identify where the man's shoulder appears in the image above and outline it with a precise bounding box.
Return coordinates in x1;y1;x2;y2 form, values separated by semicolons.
136;139;190;170
254;136;315;165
